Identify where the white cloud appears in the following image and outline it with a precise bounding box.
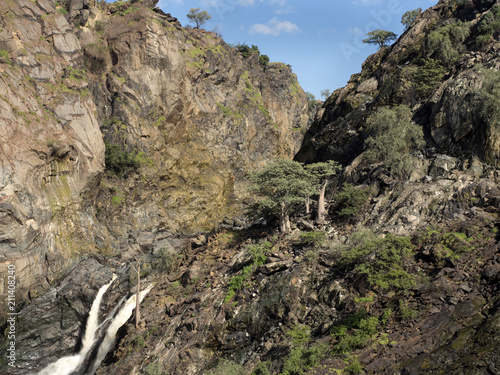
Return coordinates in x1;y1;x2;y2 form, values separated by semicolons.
249;17;300;36
240;0;255;6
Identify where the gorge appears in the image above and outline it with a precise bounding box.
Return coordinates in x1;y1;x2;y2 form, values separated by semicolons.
0;0;499;374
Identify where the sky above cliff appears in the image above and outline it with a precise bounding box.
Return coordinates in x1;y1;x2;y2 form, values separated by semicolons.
156;0;438;99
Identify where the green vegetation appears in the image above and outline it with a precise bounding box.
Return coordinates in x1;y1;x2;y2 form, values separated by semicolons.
144;362;164;375
362;29;398;48
225;241;271;302
252;361;272;375
104;140;153;177
153;247;182;272
427;21;470;65
235;43;270;66
298;231;326;249
331;310;380;354
187;8;211;29
363;105;425;178
333;183;371;221
248;160;312;233
401;8;421;31
278;324;328;375
0;49;11;64
336;230;416;292
345;355;364;374
475;4;500;47
205;359;244;375
413;58;446;96
478;68;500;134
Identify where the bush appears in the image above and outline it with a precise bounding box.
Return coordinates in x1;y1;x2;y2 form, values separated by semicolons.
252;361;271;375
331;310;380;354
338;231;416;292
414;58;446;96
345;355;364;374
104;140;153;177
364;105;425;178
205;359;244;375
280;343;328;375
427;21;470;65
298;231;326;248
259;54;270;66
334;183;371;220
153;247;181;272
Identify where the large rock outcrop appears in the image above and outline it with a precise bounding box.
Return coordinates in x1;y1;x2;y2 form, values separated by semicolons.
0;0;307;321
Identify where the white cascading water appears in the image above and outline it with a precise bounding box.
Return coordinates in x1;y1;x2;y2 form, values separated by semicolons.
87;283;154;375
38;274;117;375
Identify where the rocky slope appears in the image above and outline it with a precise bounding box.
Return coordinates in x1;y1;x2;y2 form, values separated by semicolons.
0;0;499;374
0;0;308;322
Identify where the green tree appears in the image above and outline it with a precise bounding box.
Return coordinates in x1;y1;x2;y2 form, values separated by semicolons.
363;105;425;178
362;29;398;48
187;8;211;29
401;8;421;30
305;161;341;223
248;160;311;233
320;89;331;100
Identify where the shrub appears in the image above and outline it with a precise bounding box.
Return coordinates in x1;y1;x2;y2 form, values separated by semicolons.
288;324;311;346
104;140;153;177
298;231;326;248
205;359;244;375
252;361;271;375
331;311;380;354
0;49;11;64
280;343;328;375
345;355;364;374
334;183;371;220
259;54;270;66
338;231;416;292
427;21;470;65
414;58;446;96
153;247;181;272
364;105;425;178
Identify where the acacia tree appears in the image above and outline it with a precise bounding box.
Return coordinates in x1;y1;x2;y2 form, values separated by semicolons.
362;29;398;48
401;8;421;31
305;161;341;224
248;159;311;233
187;8;211;29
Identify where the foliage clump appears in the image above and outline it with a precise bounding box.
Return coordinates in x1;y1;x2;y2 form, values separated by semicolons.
427;21;470;66
104;140;152;177
187;8;211;29
363;105;425;178
333;183;371;221
362;29;398;48
331;310;380;354
336;229;416;292
401;8;421;30
235;43;270;66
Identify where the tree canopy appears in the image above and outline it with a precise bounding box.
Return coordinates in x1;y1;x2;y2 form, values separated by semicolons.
363;105;425;178
248;159;312;232
187;8;211;29
362;29;398;48
401;8;422;31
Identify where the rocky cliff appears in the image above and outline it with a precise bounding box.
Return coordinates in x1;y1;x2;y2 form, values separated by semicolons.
0;0;308;324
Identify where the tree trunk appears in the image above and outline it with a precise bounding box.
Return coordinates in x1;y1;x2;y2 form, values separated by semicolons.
279;201;291;233
305;196;310;215
134;259;141;329
317;179;328;224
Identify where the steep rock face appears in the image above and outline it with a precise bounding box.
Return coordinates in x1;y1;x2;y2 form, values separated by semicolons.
0;0;105;321
0;0;307;322
296;0;500;166
89;7;307;237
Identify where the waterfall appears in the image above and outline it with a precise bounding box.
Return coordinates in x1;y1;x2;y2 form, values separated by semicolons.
87;283;154;375
38;275;116;375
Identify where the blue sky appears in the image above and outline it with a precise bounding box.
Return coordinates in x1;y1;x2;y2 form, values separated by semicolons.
151;0;437;98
